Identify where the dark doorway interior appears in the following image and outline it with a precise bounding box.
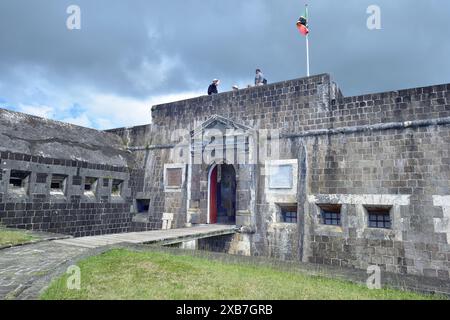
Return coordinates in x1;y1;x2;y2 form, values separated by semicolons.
209;164;236;225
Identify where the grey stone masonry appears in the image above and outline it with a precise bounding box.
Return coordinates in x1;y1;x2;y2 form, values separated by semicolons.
0;151;134;237
0;109;138;237
109;73;450;283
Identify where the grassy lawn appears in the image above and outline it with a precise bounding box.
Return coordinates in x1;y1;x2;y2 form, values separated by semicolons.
0;227;35;247
41;249;444;300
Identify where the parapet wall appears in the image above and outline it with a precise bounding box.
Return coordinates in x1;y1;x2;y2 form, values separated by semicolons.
329;83;450;129
0;108;131;166
150;74;450;140
151;74;334;136
0;109;139;236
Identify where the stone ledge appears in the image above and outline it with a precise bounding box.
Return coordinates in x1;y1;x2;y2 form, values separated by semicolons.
0;150;129;173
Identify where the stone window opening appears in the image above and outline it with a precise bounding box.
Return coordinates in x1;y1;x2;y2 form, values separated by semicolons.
136;199;150;213
277;204;298;224
84;177;98;195
112;179;123;197
9;170;31;194
365;206;392;229
50;174;68;195
318;204;342;226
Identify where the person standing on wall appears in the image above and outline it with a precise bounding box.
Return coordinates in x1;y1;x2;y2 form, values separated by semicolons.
255;69;267;86
208;79;220;95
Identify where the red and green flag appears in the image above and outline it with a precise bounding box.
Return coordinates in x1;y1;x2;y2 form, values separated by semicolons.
296;5;309;36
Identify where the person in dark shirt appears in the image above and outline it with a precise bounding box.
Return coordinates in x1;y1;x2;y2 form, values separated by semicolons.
208;79;220;95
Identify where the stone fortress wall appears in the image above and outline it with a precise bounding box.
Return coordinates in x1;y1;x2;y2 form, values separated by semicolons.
1;74;450;281
110;74;450;279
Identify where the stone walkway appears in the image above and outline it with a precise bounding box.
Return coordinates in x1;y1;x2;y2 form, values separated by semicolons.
53;224;237;248
0;225;237;299
0;241;88;299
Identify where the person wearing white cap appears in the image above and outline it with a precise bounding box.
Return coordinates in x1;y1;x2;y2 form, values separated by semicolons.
208;79;220;95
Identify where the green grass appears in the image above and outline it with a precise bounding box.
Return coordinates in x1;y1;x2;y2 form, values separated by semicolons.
0;227;35;247
41;249;444;300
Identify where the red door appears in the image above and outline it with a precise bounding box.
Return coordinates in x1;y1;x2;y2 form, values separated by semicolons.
209;166;218;224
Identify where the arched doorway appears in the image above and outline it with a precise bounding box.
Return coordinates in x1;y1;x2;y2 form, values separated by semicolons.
208;164;236;224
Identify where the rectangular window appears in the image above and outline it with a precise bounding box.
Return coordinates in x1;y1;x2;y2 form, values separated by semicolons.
84;177;98;194
366;207;392;229
319;204;342;226
278;204;298;223
9;170;31;193
136;199;150;213
112;179;123;196
103;178;110;188
51;174;67;195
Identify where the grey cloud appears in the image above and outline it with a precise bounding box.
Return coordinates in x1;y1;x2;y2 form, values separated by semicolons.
0;0;449;127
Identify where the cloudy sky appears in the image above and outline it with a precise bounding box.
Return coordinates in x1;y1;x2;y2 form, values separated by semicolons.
0;0;449;129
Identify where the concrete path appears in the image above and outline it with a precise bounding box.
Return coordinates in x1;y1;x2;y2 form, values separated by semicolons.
53;224;237;249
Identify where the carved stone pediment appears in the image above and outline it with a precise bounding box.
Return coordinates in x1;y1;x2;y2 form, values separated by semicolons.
191;115;253;139
190;115;253;159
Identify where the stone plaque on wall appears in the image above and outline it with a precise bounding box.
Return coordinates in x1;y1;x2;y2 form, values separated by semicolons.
166;168;183;188
269;165;293;189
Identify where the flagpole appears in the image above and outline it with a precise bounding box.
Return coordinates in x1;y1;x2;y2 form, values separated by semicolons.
306;34;310;77
305;3;310;77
